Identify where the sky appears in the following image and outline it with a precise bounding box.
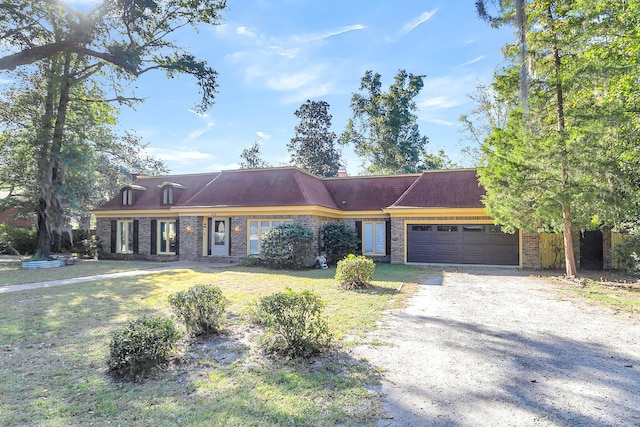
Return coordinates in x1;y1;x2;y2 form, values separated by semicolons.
76;1;515;175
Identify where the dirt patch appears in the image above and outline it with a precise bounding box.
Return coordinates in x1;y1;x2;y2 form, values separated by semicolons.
351;267;640;426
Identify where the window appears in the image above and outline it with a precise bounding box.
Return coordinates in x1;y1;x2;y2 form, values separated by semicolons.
122;188;133;205
412;225;432;232
158;220;177;254
363;221;385;255
162;187;173;205
463;225;485;232
437;225;458;232
247;219;293;255
117;220;133;253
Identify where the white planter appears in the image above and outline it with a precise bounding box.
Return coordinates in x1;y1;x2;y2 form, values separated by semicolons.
21;259;66;270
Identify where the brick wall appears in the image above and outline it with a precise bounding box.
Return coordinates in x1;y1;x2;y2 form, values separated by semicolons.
521;232;541;269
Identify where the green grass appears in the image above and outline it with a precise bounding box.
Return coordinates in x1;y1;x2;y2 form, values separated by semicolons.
572;280;640;314
0;263;433;426
0;257;165;286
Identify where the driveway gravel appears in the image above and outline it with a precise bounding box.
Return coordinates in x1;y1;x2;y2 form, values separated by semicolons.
352;268;640;426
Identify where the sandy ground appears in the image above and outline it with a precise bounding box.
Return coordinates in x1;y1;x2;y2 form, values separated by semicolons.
351;268;640;426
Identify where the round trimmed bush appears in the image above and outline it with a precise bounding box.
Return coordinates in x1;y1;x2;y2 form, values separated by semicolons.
107;315;180;379
261;223;316;269
169;284;227;336
254;288;332;358
335;254;375;289
320;222;359;264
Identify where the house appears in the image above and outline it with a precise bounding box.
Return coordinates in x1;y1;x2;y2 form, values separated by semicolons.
92;166;549;267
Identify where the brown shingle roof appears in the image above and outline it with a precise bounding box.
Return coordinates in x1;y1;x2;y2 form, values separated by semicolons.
391;169;484;208
183;168;339;209
95;167;485;212
94;173;219;210
323;175;419;211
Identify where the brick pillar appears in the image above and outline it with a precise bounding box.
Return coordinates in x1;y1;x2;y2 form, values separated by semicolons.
390;218;405;264
521;232;541;269
602;227;612;270
178;216;200;260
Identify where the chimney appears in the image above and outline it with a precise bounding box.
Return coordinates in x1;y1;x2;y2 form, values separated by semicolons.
338;167;348;177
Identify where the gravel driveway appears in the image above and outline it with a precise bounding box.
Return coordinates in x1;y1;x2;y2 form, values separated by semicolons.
352;268;640;426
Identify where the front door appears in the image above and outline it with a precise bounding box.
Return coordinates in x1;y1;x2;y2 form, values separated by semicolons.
211;219;229;256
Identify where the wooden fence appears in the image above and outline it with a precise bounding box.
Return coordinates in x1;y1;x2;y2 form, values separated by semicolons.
539;231;627;269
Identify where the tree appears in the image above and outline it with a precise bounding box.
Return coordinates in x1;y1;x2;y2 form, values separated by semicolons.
477;0;640;277
239;141;271;169
340;70;430;175
288;100;342;177
458;83;514;167
0;0;226;258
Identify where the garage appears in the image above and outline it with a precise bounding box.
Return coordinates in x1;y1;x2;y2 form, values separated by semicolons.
407;224;519;265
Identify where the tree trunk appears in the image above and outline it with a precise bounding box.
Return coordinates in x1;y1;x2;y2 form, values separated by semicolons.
562;204;578;277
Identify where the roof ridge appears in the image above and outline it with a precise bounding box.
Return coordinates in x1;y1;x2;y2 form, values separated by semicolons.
180;173;222;206
389;173;424;208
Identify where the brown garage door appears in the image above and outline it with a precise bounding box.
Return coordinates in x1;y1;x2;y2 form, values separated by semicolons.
407;224;519;265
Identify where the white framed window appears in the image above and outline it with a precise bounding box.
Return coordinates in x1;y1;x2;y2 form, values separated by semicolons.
162;187;173;205
363;221;385;255
247;219;293;255
158;220;177;254
117;220;133;253
122;188;133;205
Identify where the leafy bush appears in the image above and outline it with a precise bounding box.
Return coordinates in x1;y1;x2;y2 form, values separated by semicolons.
335;254;375;289
74;236;99;259
261;223;316;269
320;222;359;264
107;315;180;379
0;224;36;255
254;288;332;358
169;284;227;336
611;234;640;272
241;255;263;267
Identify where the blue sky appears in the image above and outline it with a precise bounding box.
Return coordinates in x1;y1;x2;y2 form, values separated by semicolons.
78;1;514;175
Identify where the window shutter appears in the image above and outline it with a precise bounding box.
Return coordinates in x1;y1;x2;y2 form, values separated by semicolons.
175;219;180;256
150;220;157;255
355;221;362;255
227;218;231;256
207;218;212;255
386;220;391;256
110;220;117;253
132;220;139;254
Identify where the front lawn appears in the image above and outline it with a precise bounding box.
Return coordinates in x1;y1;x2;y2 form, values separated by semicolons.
0;257;165;286
0;264;432;426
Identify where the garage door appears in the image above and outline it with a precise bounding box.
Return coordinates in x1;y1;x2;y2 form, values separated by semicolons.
407;224;519;265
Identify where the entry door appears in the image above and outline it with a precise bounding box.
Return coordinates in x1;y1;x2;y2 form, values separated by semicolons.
211;219;229;256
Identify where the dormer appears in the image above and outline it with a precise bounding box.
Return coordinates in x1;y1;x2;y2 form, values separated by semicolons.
120;184;147;206
158;182;187;205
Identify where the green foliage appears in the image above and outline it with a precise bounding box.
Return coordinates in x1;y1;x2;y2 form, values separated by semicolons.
340;69;429;175
288;100;342;177
611;235;640;272
335;254;375;289
0;224;36;255
168;284;227;336
254;288;332;358
260;223;316;270
239;141;271;169
107;315;180;380
240;255;264;267
73;236;99;259
320;222;359;264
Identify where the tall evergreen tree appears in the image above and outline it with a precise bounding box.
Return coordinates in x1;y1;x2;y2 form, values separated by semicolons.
478;0;640;277
340;70;429;175
288;100;342;177
239;141;271;169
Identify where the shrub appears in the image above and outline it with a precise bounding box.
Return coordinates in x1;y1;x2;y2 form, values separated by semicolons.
612;234;640;272
320;222;359;264
261;223;316;269
0;224;36;255
74;236;99;259
335;254;375;289
241;255;263;267
254;288;332;358
169;284;227;336
107;315;180;379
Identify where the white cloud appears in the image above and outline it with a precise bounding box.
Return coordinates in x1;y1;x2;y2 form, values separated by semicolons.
400;10;437;37
282;81;334;104
266;70;319;91
424;118;457;127
256;131;270;139
420;96;463;110
184;122;215;142
459;55;486;67
188;109;209;118
147;147;214;163
293;24;366;43
236;26;256;38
